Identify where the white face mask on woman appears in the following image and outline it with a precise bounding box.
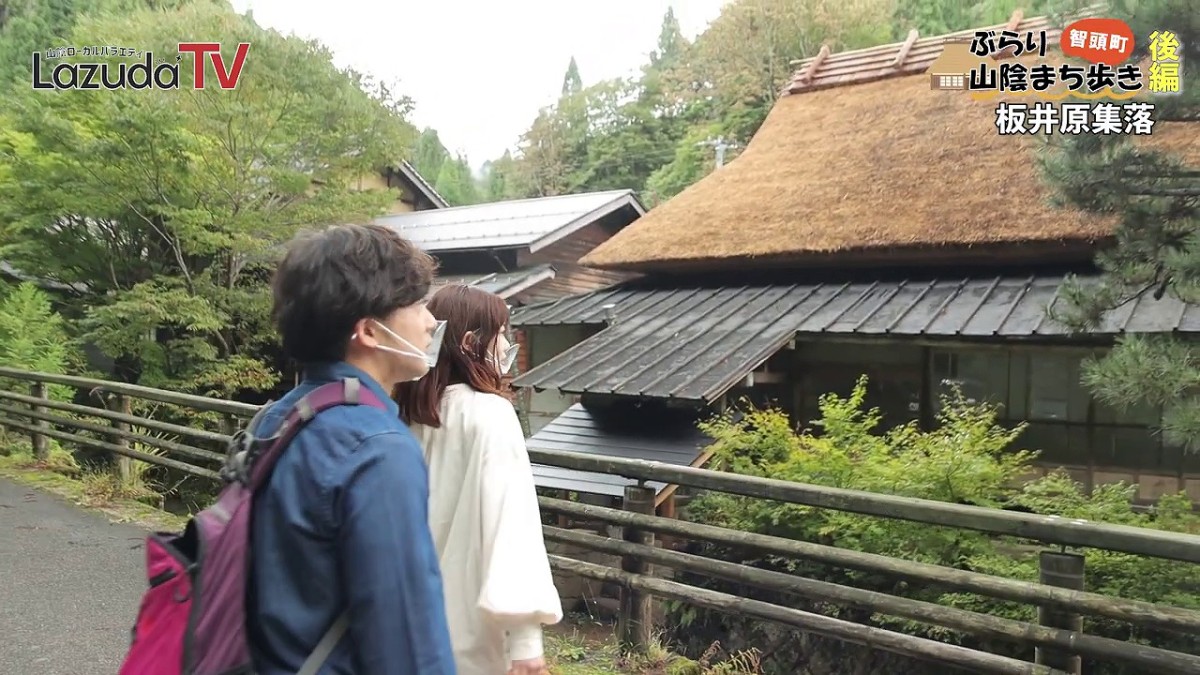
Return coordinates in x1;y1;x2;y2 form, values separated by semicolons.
491;343;519;375
464;330;519;375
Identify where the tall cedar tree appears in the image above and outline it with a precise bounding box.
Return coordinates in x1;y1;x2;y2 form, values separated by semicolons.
1042;0;1199;448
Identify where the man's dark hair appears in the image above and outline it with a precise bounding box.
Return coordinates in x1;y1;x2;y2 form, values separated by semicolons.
272;223;436;364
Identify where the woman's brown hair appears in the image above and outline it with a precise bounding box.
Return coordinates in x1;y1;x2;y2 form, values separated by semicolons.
393;284;511;427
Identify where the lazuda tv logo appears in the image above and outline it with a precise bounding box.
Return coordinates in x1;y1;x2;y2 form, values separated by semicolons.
32;42;250;90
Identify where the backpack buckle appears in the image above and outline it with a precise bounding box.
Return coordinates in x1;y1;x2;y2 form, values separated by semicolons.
220;400;283;485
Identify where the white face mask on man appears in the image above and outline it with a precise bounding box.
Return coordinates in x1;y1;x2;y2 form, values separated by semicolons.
358;319;447;378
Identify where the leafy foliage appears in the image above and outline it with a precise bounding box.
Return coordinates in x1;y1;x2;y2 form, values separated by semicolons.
1039;0;1200;449
482;0;1063;205
0;281;80;401
0;1;416;396
668;377;1200;674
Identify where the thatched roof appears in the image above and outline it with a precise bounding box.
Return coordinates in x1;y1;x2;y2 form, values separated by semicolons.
581;8;1199;274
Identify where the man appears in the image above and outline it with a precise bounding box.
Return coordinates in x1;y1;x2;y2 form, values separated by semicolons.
249;223;456;674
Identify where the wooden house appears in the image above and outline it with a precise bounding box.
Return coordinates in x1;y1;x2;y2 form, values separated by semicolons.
355;160;449;213
510;10;1200;507
374;189;647;422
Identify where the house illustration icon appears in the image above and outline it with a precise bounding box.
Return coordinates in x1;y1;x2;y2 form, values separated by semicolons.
929;40;980;90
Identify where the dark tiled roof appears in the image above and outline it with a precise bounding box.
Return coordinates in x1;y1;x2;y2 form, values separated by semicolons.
527;403;713;497
512;274;1200;402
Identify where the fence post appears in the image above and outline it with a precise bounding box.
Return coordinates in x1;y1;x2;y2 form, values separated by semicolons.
218;414;237;438
618;483;656;653
29;381;48;462
114;394;133;481
1036;550;1084;674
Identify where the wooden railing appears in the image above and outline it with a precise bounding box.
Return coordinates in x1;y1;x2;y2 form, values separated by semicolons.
1;366;1200;675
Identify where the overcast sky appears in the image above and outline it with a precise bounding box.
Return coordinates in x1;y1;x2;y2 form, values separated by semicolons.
228;0;729;171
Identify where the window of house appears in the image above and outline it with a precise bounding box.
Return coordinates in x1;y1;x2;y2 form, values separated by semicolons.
929;348;1009;415
1026;353;1089;422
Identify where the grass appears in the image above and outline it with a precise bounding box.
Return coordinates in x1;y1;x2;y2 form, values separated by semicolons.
544;614;762;675
0;444;188;532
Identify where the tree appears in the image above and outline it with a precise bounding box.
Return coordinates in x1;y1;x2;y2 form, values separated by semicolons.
513;106;578;197
890;0;1056;40
0;281;79;400
479;150;530;201
0;1;416;396
561;55;582;96
490;0;1051;207
1041;0;1199;449
662;0;892;133
645;123;723;203
410;127;449;185
433;153;480;206
649;6;686;71
0;0;199;85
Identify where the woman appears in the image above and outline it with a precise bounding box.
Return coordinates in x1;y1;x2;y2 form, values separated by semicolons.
394;284;562;675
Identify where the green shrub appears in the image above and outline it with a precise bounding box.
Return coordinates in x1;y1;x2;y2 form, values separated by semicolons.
667;376;1200;675
0;281;79;391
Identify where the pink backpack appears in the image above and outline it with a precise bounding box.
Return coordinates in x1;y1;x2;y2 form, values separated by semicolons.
118;378;385;675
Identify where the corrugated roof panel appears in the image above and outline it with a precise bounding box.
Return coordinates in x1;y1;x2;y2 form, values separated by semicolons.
430;265;555;299
513;274;1200;402
375;190;638;253
604;286;796;397
849;280;932;334
963;277;1034;336
527;404;711;497
660;289;816;400
571;287;756;395
995;276;1061;334
925;278;1000;335
1126;294;1190;334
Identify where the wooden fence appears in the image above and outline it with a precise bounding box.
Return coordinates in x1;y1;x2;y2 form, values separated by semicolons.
1;366;1200;675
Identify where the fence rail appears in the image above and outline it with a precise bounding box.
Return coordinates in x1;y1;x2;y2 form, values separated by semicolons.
1;367;1199;674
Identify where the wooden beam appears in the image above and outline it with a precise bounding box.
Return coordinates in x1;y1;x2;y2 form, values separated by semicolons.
0;366;258;416
545;527;1200;674
1006;9;1025;31
539;497;1200;635
548;556;1061;675
527;448;1200;564
655;449;717;507
0;414;219;479
893;29;920;67
0;403;224;464
0;389;229;445
798;44;830;85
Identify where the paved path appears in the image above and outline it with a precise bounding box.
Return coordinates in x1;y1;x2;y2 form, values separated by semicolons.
0;477;147;675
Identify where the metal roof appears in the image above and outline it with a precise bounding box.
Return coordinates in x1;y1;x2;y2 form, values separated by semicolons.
429;265;556;300
527;403;713;498
511;274;1200;402
375;190;644;253
396;160;449;208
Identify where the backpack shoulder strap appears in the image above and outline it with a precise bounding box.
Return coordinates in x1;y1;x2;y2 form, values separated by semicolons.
296;611;350;675
244;378;385;670
247;377;387;491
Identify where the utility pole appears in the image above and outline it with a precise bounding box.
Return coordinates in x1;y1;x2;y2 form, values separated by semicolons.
697;136;739;169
